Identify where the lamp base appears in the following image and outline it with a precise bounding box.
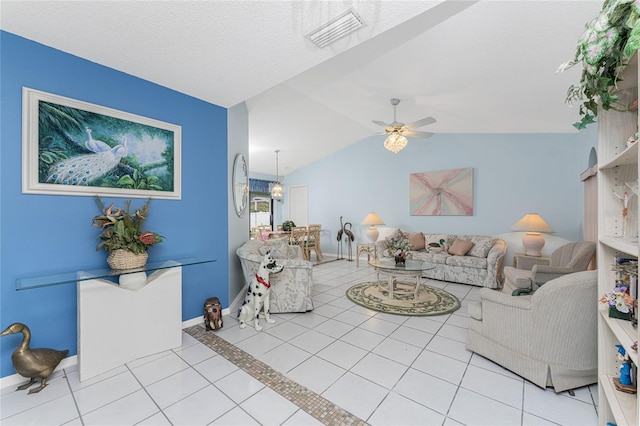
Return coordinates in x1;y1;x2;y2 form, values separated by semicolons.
366;226;379;243
522;232;545;257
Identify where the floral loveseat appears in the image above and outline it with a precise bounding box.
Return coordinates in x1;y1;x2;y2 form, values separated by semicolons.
377;231;507;289
236;239;314;313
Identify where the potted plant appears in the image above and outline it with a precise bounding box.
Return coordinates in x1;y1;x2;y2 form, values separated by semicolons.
92;197;163;270
282;220;296;231
558;0;640;129
385;230;412;265
600;282;636;320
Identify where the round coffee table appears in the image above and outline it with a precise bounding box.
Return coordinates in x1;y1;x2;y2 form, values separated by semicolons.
368;258;435;300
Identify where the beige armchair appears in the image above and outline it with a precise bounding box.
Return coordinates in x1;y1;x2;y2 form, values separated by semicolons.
503;241;596;296
236;239;314;313
467;270;598;393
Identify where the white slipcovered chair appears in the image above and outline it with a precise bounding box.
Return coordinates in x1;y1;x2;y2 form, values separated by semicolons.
466;270;597;393
236;239;314;313
503;241;596;296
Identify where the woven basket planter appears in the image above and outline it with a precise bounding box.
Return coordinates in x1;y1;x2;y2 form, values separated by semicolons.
107;250;148;270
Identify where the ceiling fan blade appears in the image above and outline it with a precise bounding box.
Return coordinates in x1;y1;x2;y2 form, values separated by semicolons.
402;130;433;138
372;120;390;128
404;116;436;129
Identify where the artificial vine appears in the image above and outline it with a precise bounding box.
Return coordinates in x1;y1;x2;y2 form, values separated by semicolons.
559;0;640;129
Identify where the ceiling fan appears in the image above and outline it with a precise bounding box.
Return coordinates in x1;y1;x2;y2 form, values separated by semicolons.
372;98;436;153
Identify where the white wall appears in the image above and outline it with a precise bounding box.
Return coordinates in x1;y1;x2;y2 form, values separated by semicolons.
228;102;249;301
279;129;597;260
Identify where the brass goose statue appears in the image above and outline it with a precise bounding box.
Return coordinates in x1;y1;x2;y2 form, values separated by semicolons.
0;323;69;394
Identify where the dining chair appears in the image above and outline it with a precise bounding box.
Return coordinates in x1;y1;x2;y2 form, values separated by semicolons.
305;224;323;262
289;227;310;260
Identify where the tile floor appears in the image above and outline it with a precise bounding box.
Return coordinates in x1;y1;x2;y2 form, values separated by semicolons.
0;259;599;425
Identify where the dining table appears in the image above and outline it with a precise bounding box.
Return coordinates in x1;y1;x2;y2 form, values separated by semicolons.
261;230;290;240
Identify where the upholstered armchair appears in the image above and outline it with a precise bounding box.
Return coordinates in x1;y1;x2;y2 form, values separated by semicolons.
236;239;314;313
467;270;598;393
503;241;596;296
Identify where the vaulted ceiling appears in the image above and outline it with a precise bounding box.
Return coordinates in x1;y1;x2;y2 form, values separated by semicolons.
1;1;603;175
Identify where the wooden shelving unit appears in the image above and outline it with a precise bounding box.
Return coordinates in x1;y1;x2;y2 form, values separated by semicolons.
597;53;640;426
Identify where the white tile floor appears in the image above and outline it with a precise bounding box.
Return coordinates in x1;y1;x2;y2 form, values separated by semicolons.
0;259;598;425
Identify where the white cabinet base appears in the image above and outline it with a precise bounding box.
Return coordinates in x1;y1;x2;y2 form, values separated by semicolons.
77;266;182;382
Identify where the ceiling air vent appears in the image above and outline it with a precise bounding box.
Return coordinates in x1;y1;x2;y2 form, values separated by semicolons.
307;9;365;49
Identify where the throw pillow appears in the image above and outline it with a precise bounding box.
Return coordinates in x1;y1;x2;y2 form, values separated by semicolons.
408;232;425;250
448;238;474;256
378;227;399;241
426;234;449;250
467;236;497;258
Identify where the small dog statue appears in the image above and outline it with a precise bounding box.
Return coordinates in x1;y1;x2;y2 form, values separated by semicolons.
204;297;223;331
238;251;283;331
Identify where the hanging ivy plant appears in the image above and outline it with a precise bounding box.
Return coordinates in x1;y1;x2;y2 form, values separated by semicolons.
559;0;640;129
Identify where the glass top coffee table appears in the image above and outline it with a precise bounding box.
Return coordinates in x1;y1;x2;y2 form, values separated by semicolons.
368;258;435;300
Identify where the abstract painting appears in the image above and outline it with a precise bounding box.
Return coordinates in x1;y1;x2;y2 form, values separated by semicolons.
22;87;181;199
410;168;473;216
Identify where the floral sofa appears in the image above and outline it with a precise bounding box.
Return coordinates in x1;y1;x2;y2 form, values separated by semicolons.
377;231;507;289
236;238;314;313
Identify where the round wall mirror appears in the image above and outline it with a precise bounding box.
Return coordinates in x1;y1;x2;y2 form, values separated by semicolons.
232;154;248;217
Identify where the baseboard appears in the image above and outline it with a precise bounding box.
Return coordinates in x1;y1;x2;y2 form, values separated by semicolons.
0;309;231;391
0;355;79;390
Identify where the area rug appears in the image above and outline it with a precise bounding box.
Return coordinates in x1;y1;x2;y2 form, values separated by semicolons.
346;281;460;316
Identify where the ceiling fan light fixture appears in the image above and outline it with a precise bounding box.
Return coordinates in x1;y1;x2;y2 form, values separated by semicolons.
384;131;408;153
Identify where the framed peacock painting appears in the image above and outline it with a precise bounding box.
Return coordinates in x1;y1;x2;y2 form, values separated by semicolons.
22;87;182;199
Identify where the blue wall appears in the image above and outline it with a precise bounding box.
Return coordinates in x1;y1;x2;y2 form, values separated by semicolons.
0;32;228;378
281;130;596;256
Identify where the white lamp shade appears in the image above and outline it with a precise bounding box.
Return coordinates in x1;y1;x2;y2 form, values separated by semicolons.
511;213;553;256
361;212;384;243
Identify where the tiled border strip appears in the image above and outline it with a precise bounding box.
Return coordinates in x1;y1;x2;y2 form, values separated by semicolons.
185;325;367;426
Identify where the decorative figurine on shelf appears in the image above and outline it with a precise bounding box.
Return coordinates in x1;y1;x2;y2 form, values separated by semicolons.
612;189;635;238
613;344;637;394
0;323;69;394
203;297;223;331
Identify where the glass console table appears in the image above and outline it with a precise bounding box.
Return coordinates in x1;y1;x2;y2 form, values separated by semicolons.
15;257;216;290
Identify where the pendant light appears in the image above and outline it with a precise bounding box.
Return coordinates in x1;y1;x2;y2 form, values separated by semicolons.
270;150;283;201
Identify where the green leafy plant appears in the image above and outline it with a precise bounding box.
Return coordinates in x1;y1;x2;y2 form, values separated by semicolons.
92;197;163;254
282;220;296;231
558;0;640;129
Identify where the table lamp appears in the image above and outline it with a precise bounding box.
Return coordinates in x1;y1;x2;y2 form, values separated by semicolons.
511;213;554;256
361;212;385;243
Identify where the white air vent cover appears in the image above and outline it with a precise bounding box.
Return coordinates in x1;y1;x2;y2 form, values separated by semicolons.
307;10;365;48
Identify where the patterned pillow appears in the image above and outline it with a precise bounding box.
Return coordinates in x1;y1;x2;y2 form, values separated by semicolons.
408;232;425;250
426;234;449;251
466;236;497;258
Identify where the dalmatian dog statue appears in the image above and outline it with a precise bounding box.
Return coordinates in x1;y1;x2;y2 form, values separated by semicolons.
204;297;223;331
238;251;283;331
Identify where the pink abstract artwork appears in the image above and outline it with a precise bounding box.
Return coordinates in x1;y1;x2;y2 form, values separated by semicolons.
410;168;473;216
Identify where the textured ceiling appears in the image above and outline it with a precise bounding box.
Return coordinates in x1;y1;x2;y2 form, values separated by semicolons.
1;1;603;175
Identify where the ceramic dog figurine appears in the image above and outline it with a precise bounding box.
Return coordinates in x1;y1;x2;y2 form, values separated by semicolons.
238;251;283;331
204;297;223;331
